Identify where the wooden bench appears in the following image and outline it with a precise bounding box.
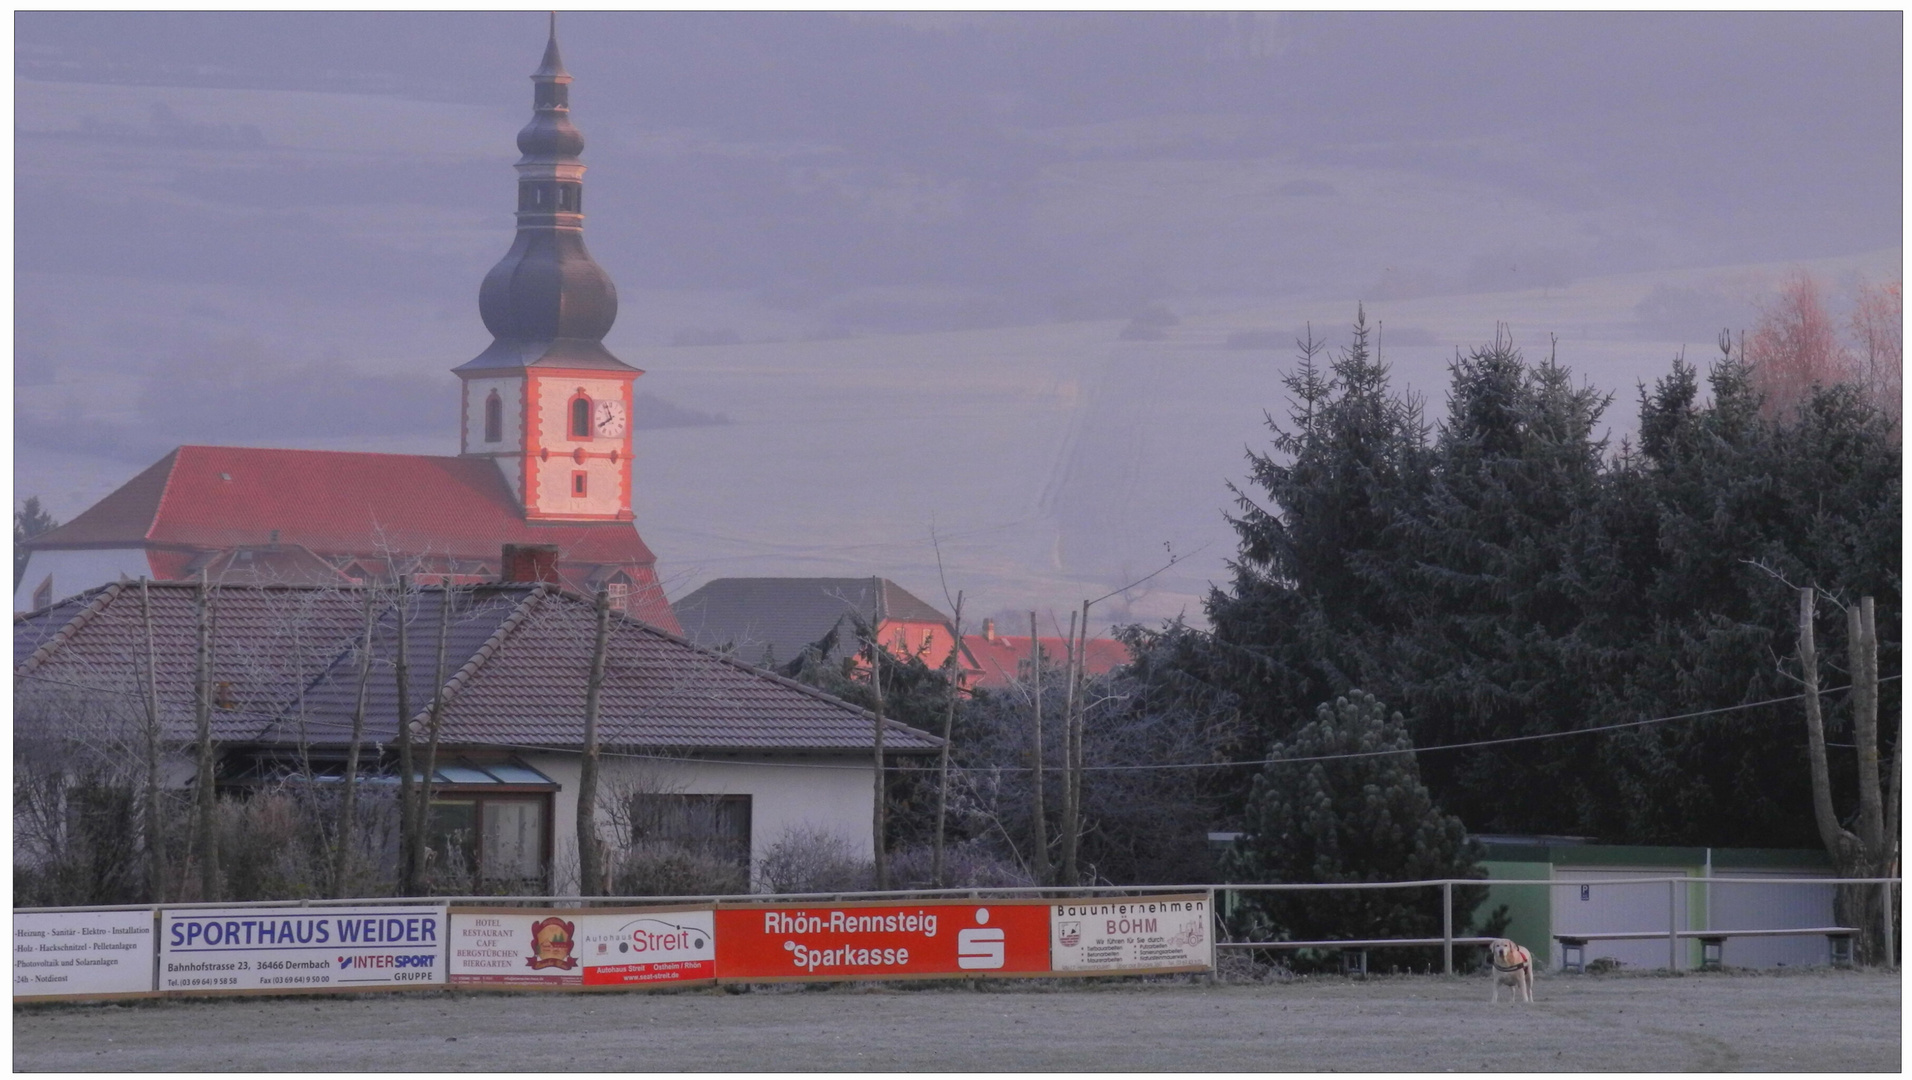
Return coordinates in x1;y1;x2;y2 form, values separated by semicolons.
1555;928;1857;972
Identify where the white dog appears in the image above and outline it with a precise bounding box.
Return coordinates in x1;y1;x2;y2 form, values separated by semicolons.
1488;938;1534;1003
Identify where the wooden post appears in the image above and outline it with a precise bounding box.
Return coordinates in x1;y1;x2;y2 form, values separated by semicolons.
394;575;416;895
191;572;219;901
577;587;612;898
1442;880;1454;976
933;592;962;889
333;584;377;899
414;583;453;891
139;579;169;904
1668;879;1680;971
1028;611;1049;885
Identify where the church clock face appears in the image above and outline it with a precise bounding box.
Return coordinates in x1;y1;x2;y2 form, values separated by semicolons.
594;400;628;438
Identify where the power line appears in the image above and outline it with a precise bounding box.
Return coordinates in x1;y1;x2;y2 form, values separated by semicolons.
26;669;1892;777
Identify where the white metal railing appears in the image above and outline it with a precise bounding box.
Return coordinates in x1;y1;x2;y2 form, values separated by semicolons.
18;875;1897;976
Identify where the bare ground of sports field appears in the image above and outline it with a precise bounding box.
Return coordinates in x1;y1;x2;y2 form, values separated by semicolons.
13;968;1901;1072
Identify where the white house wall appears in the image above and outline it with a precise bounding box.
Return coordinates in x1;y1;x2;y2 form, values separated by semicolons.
13;548;155;612
528;751;877;894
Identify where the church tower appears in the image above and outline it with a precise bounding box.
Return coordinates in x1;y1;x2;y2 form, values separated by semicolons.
456;16;638;523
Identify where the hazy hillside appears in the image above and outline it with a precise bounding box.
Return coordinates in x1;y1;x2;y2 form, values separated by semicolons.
14;12;1900;630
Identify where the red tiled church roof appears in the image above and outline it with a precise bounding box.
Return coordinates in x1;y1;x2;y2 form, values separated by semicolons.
36;445;657;565
27;445;678;631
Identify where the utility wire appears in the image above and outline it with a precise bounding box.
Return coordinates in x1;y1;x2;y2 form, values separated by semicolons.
26;670;1892;776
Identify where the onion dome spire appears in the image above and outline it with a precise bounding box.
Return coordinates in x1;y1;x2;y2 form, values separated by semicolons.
458;13;634;374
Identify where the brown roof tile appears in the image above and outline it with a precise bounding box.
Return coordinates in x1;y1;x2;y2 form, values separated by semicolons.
15;581;938;756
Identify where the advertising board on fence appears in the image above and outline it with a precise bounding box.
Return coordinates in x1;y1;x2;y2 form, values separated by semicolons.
715;900;1052;982
1050;895;1212;974
159;906;446;993
14;910;157;1000
448;908;715;989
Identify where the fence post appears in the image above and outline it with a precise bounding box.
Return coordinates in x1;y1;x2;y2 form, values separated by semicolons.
1442;880;1453;976
1206;887;1218;984
1668;879;1679;972
1884;881;1896;968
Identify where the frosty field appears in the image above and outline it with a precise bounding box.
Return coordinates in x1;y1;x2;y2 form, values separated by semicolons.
14;969;1900;1072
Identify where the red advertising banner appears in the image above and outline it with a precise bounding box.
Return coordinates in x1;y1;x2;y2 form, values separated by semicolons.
715;900;1051;982
448;907;714;989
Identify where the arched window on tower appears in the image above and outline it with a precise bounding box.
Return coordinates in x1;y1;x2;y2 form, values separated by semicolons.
484;391;503;443
570;394;592;439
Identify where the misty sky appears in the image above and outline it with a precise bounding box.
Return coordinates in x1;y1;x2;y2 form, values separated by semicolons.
13;12;1902;630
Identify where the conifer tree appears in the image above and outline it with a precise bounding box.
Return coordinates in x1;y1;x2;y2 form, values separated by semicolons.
1222;690;1487;966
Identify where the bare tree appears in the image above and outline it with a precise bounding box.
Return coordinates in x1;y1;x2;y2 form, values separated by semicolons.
870;577;890;890
1797;587;1895;963
933;590;963;888
191;572;220;900
1026;611;1050;885
332;585;377;898
1746;271;1855;420
1850;278;1902;433
393;575;418;894
1058;609;1080;884
577;586;612;897
138;579;170;903
413;582;454;891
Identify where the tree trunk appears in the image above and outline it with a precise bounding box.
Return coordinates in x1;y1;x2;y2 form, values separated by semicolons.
1059;609;1079;885
870;610;889;891
577;587;611;897
139;579;169;904
1028;611;1050;885
192;573;219;901
333;585;377;899
1070;600;1089;881
414;584;453;891
933;592;962;889
1799;588;1858;867
1800;588;1886;962
1852;598;1885;859
394;575;417;895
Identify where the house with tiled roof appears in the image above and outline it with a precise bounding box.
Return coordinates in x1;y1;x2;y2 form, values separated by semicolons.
674;577;960;673
14;24;678;634
15;579;939;893
959;618;1133;692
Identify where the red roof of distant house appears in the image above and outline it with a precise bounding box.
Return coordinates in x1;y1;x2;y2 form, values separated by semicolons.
959;632;1132;691
27;445;678;631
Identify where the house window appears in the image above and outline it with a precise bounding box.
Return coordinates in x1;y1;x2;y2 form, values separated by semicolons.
607;582;630;609
623;794;751;869
570;395;592;439
483;391;503;443
572;471;588;497
428;794;551;890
